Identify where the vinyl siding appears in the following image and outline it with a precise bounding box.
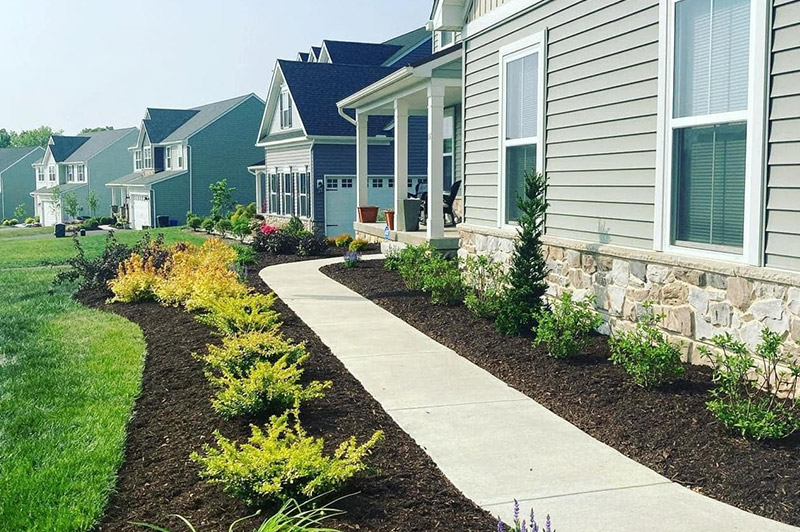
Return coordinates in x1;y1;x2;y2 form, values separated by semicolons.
462;0;658;249
468;0;512;22
265;144;312;171
765;0;800;271
152;173;190;225
87;129;139;217
0;148;42;220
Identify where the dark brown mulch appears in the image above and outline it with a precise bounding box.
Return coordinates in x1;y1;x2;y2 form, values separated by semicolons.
322;259;800;527
81;250;495;532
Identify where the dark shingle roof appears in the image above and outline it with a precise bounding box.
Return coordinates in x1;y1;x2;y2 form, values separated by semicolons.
65;128;138;162
106;169;187;187
390;37;434;66
50;136;91;162
297;52;310;62
142;94;256;144
279;61;398;137
322;40;402;66
311;46;322;59
144;109;199;143
0;147;40;172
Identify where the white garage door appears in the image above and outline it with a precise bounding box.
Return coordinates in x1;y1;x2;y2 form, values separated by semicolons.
323;176;395;237
130;193;152;230
41;200;58;227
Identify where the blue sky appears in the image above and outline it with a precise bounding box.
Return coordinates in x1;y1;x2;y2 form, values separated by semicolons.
0;0;432;134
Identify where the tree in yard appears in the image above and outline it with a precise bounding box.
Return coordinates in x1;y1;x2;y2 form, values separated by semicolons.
209;179;236;221
12;126;62;148
88;191;99;218
63;192;80;221
0;129;12;148
13;204;27;220
495;170;550;336
80;126;114;134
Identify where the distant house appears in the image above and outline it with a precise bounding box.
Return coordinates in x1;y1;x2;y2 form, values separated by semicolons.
108;94;264;230
31;128;138;226
0;146;44;221
252;29;437;237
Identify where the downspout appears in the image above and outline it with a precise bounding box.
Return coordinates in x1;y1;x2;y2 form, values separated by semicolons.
150;187;156;228
338;106;357;127
187;144;193;213
0;173;5;220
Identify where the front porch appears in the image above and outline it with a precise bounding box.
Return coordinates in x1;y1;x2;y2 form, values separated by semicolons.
338;45;463;247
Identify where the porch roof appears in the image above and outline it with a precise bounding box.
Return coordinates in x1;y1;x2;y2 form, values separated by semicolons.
106;169;187;188
336;44;463;115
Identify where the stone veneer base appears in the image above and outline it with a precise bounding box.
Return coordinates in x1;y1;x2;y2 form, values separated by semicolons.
458;223;800;363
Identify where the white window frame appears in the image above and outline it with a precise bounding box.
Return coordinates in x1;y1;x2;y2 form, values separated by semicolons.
497;32;547;230
268;172;280;214
440;30;456;48
282;171;294;215
37;167;44;182
654;0;769;265
134;150;142;171
77;164;85;182
66;165;74;182
48;165;56;182
280;89;293;130
176;145;183;168
298;170;311;219
165;146;172;169
143;147;152;169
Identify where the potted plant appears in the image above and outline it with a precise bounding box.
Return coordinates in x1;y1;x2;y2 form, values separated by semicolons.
357;205;379;223
384;209;395;230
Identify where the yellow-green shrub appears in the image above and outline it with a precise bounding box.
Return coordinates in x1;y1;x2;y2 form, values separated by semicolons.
192;411;383;504
210;357;331;418
108;254;166;302
200;331;308;377
197;292;281;336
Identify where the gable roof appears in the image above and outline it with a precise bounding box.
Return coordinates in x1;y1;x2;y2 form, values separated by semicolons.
297;52;310;62
278;60;398;137
50;135;91;162
64;128;138;163
141;94;257;144
0;147;41;173
322;40;403;66
310;46;322;60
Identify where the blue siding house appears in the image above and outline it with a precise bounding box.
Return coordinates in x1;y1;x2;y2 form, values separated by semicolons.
252;28;433;236
0;147;44;221
108;94;265;230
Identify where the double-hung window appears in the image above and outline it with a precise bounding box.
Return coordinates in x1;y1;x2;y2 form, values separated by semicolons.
66;166;74;182
268;173;280;214
280;90;293;129
143;147;152;169
77;165;85;182
48;165;56;182
499;34;545;226
663;0;766;258
165;146;172;169
298;171;310;218
134;150;142;170
443;113;455;191
282;172;294;215
176;146;183;168
37;167;44;182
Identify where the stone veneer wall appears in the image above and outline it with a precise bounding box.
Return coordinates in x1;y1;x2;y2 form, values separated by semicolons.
459;225;800;363
257;214;322;235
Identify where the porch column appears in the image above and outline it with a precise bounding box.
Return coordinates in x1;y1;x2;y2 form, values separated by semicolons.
356;112;369;211
394;99;409;231
426;84;445;239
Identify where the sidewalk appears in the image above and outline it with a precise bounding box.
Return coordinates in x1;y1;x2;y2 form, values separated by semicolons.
261;257;799;532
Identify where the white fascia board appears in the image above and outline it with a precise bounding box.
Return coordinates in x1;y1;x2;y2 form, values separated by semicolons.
463;0;551;40
256;64;309;146
337;67;414;110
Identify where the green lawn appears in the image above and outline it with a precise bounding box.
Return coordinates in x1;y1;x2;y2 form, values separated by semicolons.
0;227;207;268
0;227;202;531
0;225;56;239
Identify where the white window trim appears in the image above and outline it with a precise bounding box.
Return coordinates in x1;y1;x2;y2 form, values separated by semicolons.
280;89;293;130
268;172;280;215
176;146;183;169
653;0;769;266
77;164;85;182
165;146;172;169
143;147;152;169
497;31;547;231
298;170;311;219
134;150;142;171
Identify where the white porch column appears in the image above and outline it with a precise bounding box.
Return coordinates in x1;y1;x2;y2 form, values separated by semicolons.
426;84;445;239
356;112;369;211
394;99;409;231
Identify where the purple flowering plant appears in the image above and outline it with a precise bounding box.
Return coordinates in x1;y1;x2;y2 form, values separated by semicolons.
496;500;553;532
343;250;360;268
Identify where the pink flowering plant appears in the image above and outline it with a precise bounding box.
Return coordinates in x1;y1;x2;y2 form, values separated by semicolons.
259;225;279;236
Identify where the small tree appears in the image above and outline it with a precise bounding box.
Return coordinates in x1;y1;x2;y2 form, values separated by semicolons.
63;192;80;221
88;191;99;218
210;179;236;221
495;170;550;335
13;204;26;220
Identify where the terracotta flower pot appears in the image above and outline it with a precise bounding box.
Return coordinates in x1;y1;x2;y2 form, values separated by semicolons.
357;206;379;223
385;210;395;230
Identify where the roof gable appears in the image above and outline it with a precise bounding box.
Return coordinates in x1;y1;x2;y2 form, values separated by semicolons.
0;147;41;173
49;135;91;162
321;40;403;66
64;128;138;163
143;108;199;143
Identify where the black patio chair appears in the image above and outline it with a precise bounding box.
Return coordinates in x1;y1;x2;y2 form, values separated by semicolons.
444;180;462;226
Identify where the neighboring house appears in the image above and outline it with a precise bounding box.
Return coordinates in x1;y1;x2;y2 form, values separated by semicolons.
252;28;438;237
0;147;44;221
108;94;264;230
418;0;800;356
31;128;139;226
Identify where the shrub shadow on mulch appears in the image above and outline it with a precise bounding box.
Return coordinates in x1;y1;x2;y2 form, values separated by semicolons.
80;249;495;532
322;259;800;527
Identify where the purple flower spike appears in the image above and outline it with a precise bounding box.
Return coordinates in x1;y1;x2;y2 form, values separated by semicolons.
513;499;520;524
544;514;552;532
497;517;505;532
521;520;528;532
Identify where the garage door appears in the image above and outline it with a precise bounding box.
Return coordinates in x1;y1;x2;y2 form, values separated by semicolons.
323;176;395;237
130;193;152;230
41;200;58;227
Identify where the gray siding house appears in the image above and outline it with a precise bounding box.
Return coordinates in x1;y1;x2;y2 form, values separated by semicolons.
0;147;44;221
387;0;800;358
31;128;139;226
108;94;264;230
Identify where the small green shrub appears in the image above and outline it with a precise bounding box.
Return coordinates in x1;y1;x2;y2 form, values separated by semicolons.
192;411;384;504
284;216;305;236
80;218;100;230
700;330;800;440
24;217;36;225
200;331;308;377
296;232;328;257
201;217;215;233
534;292;602;359
186;212;202;230
232;245;258;268
608;302;685;388
348;238;369;252
383;249;401;271
343;250;360;268
334;234;353;248
395;244;433;291
462;255;507;319
420;253;464;306
215;218;233;235
98;216;115;225
197;293;281;336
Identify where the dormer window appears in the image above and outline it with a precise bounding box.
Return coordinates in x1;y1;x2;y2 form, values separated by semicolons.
280;90;293;129
134;150;142;170
66;166;74;182
48;165;56;181
165;146;172;169
37;167;44;182
143;147;152;169
176;146;183;168
441;31;455;48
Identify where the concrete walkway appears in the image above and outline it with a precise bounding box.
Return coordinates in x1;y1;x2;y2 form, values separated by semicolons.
261;257;799;532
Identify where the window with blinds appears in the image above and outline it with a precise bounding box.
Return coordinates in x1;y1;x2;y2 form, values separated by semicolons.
298;172;310;218
268;173;280;214
282;173;294;215
670;0;750;250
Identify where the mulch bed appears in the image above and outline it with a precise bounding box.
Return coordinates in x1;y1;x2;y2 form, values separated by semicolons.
81;249;495;532
322;259;800;527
